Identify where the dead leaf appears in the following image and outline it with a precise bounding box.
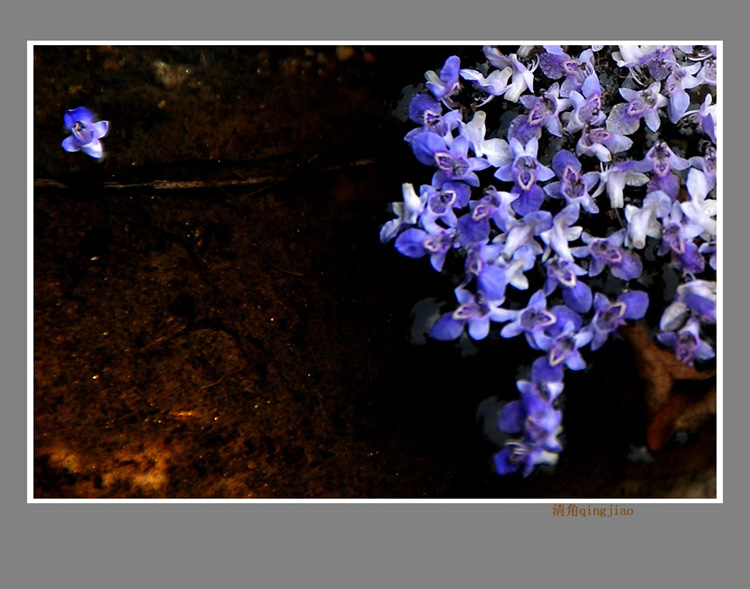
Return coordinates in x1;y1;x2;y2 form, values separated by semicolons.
620;324;716;450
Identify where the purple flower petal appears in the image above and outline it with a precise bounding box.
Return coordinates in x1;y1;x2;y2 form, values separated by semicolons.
498;401;525;434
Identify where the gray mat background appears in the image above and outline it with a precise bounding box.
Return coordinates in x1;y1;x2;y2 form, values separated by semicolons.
4;1;744;587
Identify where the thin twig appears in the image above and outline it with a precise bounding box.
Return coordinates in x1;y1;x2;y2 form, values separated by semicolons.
33;157;376;192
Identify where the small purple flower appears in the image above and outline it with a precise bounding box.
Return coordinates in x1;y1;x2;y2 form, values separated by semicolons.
418;181;471;234
430;288;507;341
538;46;596;97
405;94;462;140
633;140;690;201
682;168;717;239
660;279;716;333
612;45;651;70
587;291;649;351
564;74;606;133
394;226;455;271
544;257;592;313
418;184;460;234
433;135;493;187
571;230;643;281
697;94;717;143
517;364;565;405
482;47;536;103
380;183;426;243
62;106;110;159
464;243;507;303
495;138;554;216
540;203;584;262
681;284;717;324
458;111;512;167
664;62;701;123
606;82;668;135
493;439;559;477
536;319;592;370
459;66;514;105
592;160;649;209
613;45;674;82
495;289;557;349
576;126;633;163
689;145;717;191
696;56;716;87
657;318;715;367
624;190;672;249
545;304;584;337
500;245;538;291
498;392;562;452
656;203;706;274
501;210;552;259
425;55;461;104
409;133;491;188
470;186;518;233
508;83;570;144
494;137;548;182
544;150;600;214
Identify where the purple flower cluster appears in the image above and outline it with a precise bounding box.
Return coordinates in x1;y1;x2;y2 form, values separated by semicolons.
382;45;718;477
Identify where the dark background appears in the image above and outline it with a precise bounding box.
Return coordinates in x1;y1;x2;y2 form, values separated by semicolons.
33;45;715;498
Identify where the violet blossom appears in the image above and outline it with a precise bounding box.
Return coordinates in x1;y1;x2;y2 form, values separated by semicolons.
544;150;601;214
500;210;552;259
499;245;538;291
682;168;717;239
425;55;461;105
660;280;716;333
380;183;426;243
664;61;701;123
404;93;462;141
494;289;557;349
508;82;570;144
459;66;514;105
62;106;110;159
564;74;606;133
463;243;508;303
544;257;593;314
576;126;633;163
409;133;492;187
535;318;592;370
606;82;668;135
469;187;518;233
657;317;715;367
458;111;512;167
493;438;559;477
586;291;649;351
494;137;555;216
540;203;583;261
394;226;455;271
689;145;717;191
499;392;562;453
538;46;596;97
430;288;507;341
592;160;649;209
624;190;672;249
656;203;706;274
633;140;691;201
571;230;643;281
516;356;565;402
482;47;535;103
